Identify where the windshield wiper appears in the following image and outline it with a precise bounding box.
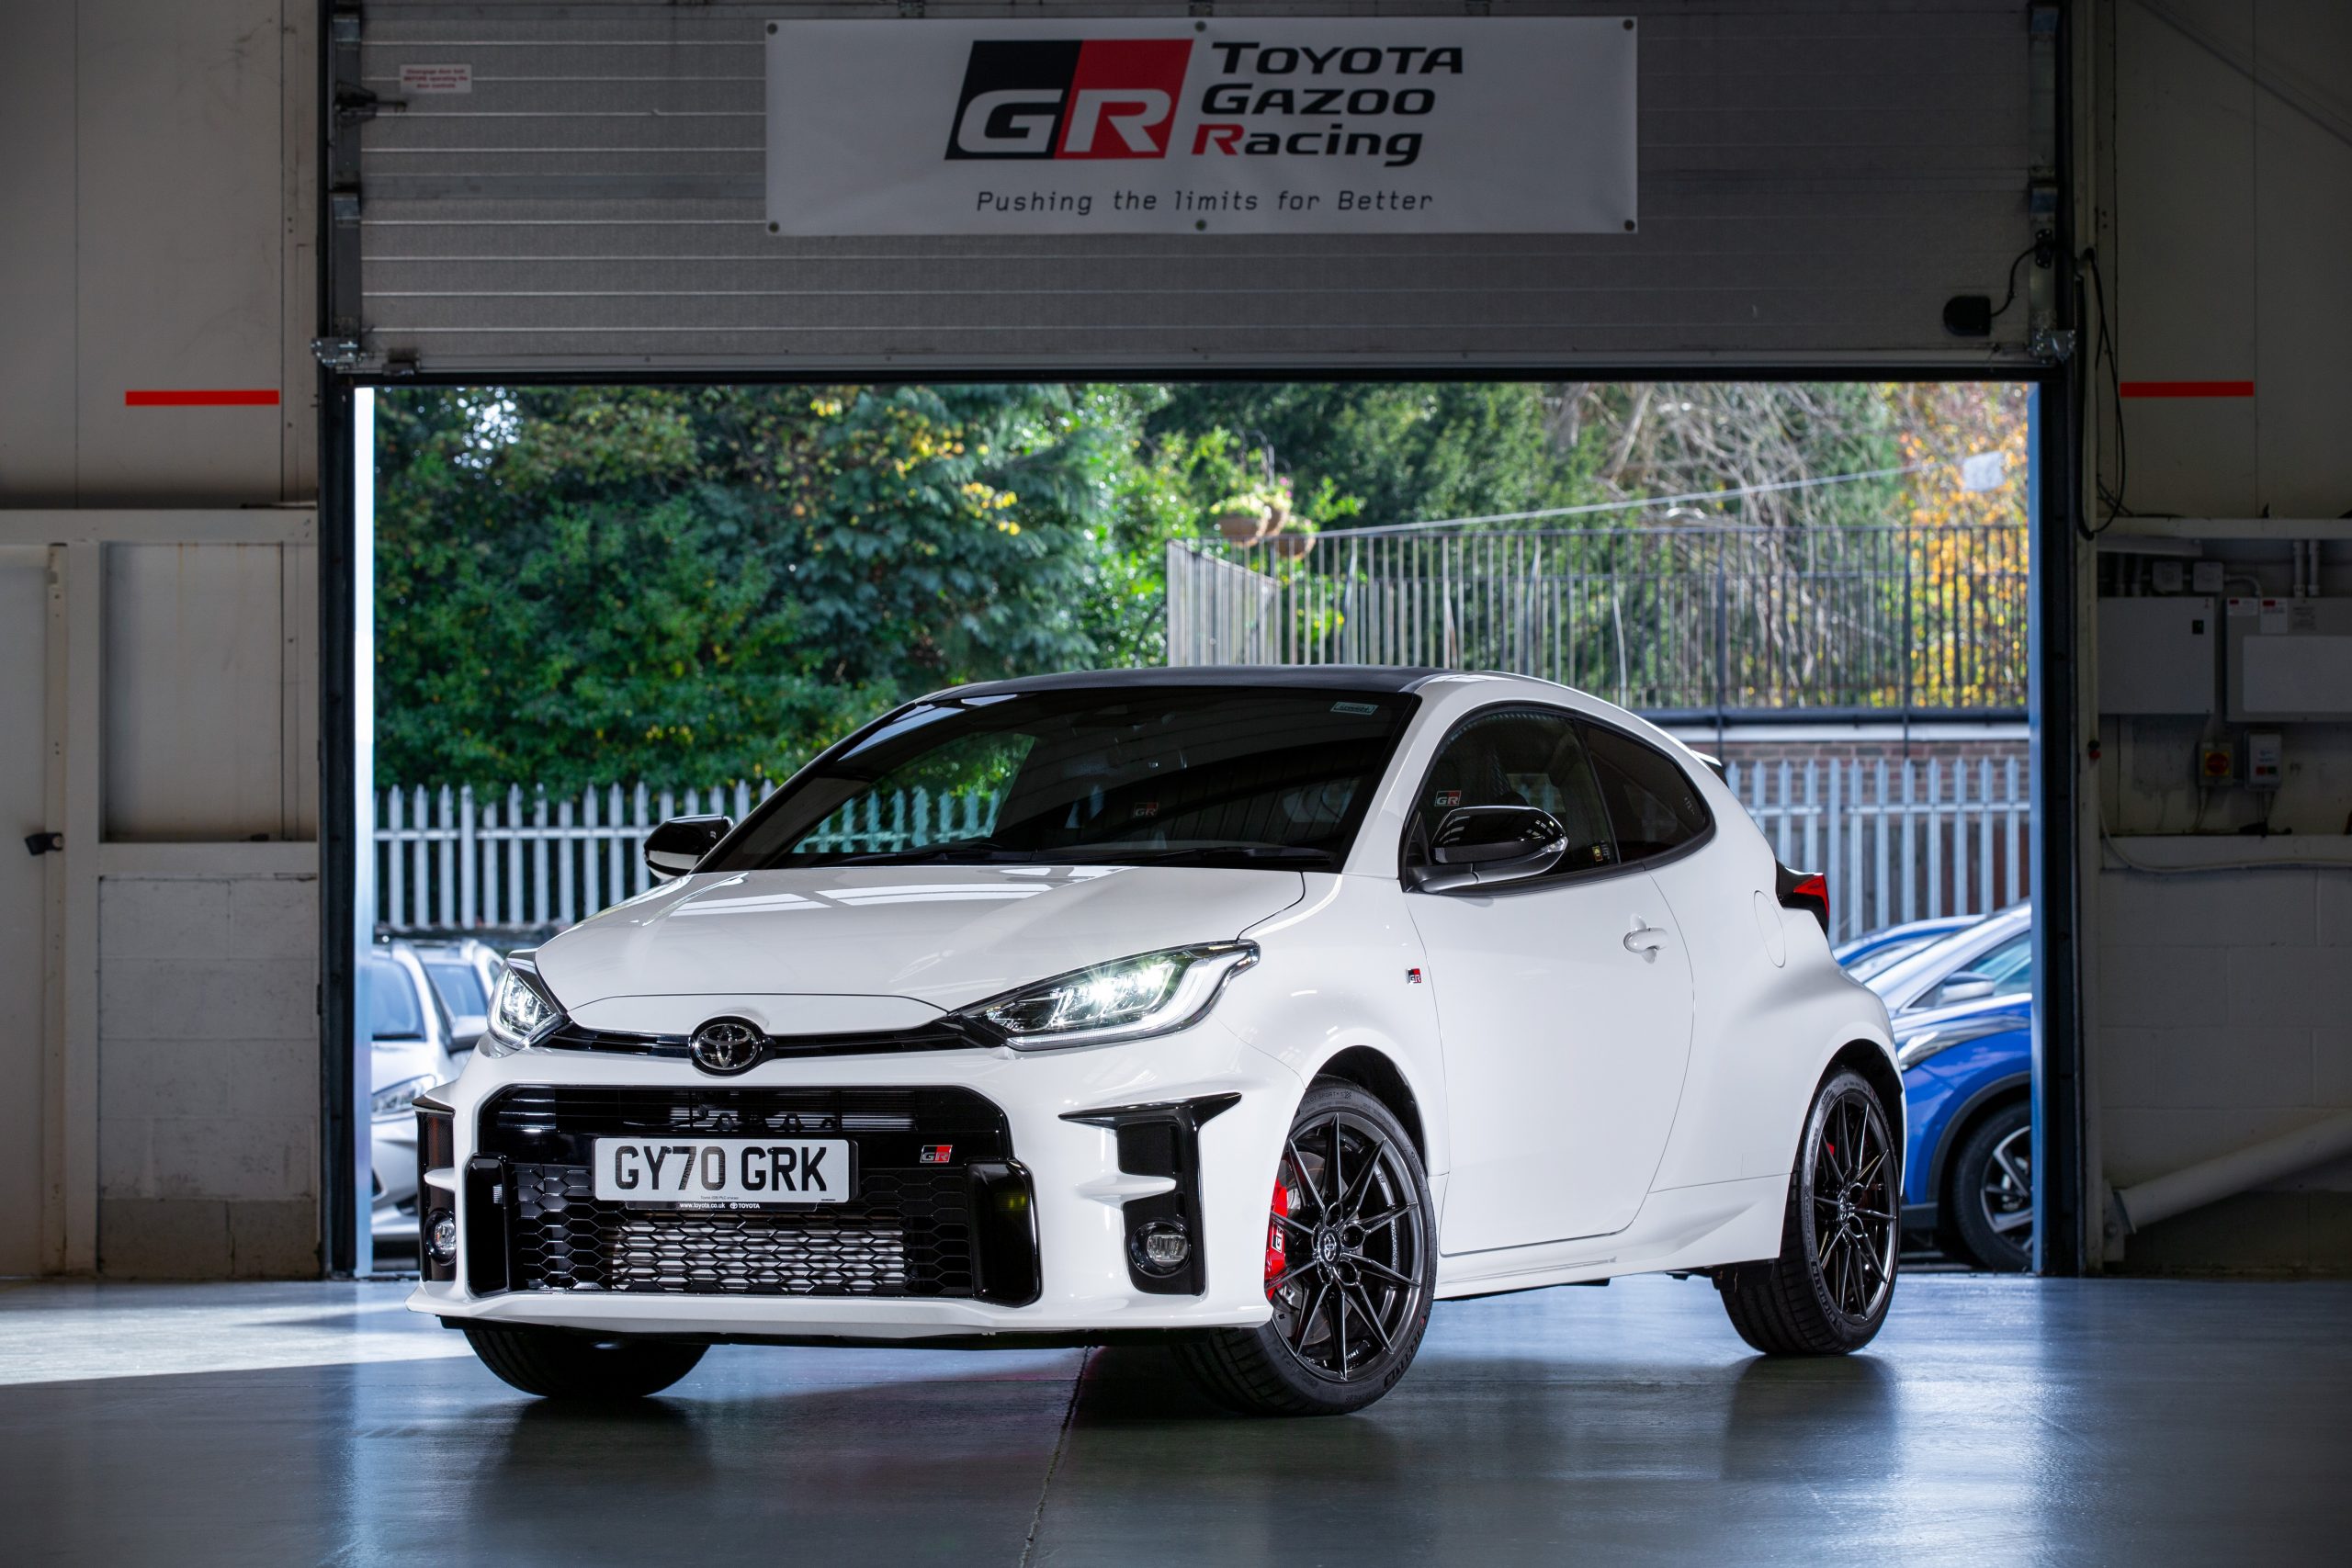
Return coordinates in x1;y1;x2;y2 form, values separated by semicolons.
1060;844;1336;869
818;839;1022;867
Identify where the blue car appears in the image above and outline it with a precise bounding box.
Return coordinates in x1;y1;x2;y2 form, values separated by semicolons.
1843;908;2036;1270
1832;914;1983;987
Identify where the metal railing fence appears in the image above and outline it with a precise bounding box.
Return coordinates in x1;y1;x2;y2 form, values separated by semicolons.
1167;523;2030;718
374;755;2023;944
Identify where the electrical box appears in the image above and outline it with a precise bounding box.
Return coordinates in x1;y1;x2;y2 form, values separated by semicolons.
2246;731;2284;788
2226;598;2352;722
2197;739;2235;785
2098;596;2216;716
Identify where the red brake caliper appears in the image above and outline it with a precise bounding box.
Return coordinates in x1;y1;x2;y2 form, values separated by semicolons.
1264;1174;1291;1298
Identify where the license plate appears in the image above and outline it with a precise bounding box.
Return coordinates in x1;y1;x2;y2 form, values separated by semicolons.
592;1137;853;1205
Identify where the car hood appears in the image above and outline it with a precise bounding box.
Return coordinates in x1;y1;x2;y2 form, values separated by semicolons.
533;863;1308;1030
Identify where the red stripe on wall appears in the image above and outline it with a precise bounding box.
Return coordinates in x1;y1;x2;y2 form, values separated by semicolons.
2117;380;2255;399
124;389;282;408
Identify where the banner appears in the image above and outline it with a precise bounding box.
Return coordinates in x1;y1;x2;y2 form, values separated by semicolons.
765;18;1637;236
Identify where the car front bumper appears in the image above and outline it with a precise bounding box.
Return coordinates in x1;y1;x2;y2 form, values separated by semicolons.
407;1020;1301;1341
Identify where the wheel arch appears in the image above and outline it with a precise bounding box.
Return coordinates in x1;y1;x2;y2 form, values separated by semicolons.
1928;1073;2032;1210
1309;1044;1430;1168
1828;1038;1905;1153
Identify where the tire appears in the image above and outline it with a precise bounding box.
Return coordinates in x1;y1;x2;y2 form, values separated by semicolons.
462;1324;707;1400
1175;1081;1435;1416
1717;1066;1899;1356
1942;1100;2033;1272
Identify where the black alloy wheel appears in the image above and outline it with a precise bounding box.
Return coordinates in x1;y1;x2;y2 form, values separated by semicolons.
1717;1066;1899;1356
1176;1081;1434;1416
1943;1100;2033;1271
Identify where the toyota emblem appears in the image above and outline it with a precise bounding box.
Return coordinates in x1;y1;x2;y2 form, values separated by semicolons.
689;1017;765;1075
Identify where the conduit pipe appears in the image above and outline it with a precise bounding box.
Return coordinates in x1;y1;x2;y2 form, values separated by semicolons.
2110;1111;2352;1234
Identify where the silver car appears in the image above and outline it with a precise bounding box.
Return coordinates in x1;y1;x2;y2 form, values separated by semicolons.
369;941;458;1247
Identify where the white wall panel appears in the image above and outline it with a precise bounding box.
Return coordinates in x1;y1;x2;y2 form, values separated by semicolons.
103;543;300;842
0;550;53;1275
357;1;2042;372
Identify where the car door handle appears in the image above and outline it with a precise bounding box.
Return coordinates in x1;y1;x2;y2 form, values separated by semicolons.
1623;919;1668;959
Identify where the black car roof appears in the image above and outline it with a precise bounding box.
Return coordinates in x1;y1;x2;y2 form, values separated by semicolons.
932;665;1448;701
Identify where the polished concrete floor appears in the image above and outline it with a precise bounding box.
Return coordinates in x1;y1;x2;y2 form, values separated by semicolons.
2;1274;2346;1566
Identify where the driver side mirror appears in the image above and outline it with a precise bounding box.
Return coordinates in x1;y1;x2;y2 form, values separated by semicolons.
1408;806;1569;895
1931;971;1998;1006
643;814;731;880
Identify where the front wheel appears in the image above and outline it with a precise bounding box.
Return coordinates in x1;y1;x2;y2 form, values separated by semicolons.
1943;1100;2033;1271
463;1324;707;1399
1716;1066;1899;1356
1175;1081;1435;1416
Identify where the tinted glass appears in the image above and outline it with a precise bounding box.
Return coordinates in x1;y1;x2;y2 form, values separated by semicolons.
1582;724;1710;862
1408;708;1615;875
368;955;424;1040
711;687;1416;871
1926;933;2034;1007
425;961;488;1016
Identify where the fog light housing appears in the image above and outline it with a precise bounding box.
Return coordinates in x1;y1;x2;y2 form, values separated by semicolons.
424;1208;458;1265
1132;1221;1191;1275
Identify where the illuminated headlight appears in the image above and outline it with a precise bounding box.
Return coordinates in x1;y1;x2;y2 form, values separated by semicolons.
963;943;1258;1051
1896;1010;2026;1070
370;1074;435;1120
481;954;567;1056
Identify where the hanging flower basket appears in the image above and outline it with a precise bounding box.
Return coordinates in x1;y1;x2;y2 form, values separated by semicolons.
1215;508;1272;545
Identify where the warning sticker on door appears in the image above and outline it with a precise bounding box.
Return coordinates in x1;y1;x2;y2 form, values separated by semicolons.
400;63;473;95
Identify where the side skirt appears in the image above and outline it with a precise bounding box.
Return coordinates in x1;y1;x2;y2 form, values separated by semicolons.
1431;1174;1786;1301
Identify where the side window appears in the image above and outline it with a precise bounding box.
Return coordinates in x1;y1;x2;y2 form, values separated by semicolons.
1581;723;1711;863
1408;709;1617;875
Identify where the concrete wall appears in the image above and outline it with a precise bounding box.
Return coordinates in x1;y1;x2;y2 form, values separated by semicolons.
0;2;320;1278
2082;0;2352;1272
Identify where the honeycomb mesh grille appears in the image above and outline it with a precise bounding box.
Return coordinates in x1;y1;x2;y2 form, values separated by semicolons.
508;1164;971;1296
480;1086;1011;1300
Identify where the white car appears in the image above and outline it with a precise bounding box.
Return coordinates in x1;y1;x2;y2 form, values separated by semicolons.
369;941;458;1245
411;669;1900;1415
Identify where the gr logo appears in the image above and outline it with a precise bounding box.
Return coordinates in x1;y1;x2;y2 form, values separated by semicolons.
946;39;1193;160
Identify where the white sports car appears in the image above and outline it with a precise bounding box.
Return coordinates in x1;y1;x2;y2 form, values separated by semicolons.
411;669;1900;1415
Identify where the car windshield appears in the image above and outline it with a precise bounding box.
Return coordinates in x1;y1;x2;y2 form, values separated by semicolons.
424;960;488;1016
367;954;424;1040
1845;935;1938;983
708;685;1418;872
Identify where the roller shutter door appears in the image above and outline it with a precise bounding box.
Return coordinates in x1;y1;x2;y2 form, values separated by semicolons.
354;1;2043;374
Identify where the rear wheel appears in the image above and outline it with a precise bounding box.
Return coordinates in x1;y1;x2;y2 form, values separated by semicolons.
1717;1066;1898;1356
1942;1100;2033;1271
1175;1081;1434;1416
463;1324;707;1399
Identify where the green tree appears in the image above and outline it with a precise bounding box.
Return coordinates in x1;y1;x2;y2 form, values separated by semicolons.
375;384;1128;792
1148;382;1566;527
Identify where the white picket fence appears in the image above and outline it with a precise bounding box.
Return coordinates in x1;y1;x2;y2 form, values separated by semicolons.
1723;753;2030;942
374;755;2027;944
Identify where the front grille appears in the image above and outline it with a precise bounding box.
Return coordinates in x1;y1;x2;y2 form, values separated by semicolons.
509;1164;967;1294
476;1087;1028;1301
539;1021;973;1061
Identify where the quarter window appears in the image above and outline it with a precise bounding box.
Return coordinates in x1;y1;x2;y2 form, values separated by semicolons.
1408;709;1617;876
1580;724;1711;863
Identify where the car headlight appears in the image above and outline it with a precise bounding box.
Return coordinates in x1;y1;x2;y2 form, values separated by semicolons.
371;1074;436;1121
1896;1010;2026;1070
961;942;1259;1051
481;953;567;1056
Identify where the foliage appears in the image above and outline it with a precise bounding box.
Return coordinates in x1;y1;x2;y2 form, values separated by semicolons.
379;379;2030;789
376;385;1126;792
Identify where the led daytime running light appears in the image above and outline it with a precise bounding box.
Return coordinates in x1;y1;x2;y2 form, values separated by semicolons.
482;954;567;1056
968;943;1258;1050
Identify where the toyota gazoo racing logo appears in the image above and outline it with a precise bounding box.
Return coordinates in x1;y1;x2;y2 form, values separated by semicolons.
947;39;1192;160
